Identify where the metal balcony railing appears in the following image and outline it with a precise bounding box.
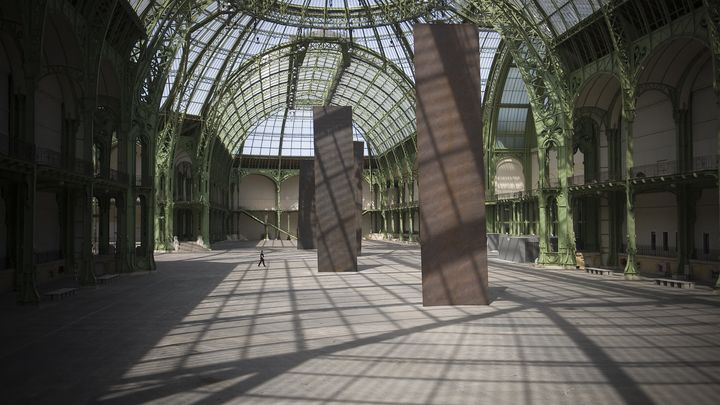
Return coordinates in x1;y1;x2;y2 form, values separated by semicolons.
0;133;35;161
35;147;63;168
693;249;720;262
109;169;129;183
632;161;678;178
135;175;153;187
620;246;718;261
174;193;194;202
627;245;678;258
35;250;63;264
35;147;92;177
569;170;619;186
568;155;718;186
75;158;93;176
692;155;719;171
495;189;538;201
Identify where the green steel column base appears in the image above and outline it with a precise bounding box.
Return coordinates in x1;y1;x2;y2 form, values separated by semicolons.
77;257;97;286
537;251;577;269
714;274;720;289
558;250;577;268
79;278;98;287
537;252;557;266
125;251;135;273
17;274;40;304
17;294;40;304
623;259;639;279
78;270;97;286
135;255;156;272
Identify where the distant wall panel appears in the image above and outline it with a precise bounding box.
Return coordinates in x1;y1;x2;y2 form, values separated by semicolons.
354;141;364;255
415;24;488;305
297;160;315;249
314;106;357;272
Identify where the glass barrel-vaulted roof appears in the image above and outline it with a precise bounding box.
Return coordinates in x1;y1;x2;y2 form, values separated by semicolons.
496;66;531;149
158;2;433;116
128;1;607;158
456;0;611;37
242;108;369;156
518;0;611;36
479;30;501;101
205;40;416;155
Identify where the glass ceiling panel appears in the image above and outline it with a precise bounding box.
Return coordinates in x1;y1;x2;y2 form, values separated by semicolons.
496;58;531;149
497;107;529;136
243;108;368;157
128;0;152;17
479;30;501;102
281;0;380;8
525;0;609;36
159;10;418;111
501;67;530;104
207;40;416;156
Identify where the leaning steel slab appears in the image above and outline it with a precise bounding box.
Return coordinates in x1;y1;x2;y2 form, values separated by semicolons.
415;24;488;305
313;106;357;272
297;160;316;249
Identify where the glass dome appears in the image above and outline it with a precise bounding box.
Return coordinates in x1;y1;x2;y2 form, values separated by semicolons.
128;1;608;158
242;107;369;157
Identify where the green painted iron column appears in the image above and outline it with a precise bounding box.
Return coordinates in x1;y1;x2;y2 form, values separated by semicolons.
98;195;110;255
398;180;405;239
606;128;622;266
607;191;623;267
57;191;74;280
115;192;128;273
199;172;210;247
17;173;39;304
676;186;699;278
382;182;389;238
675;108;695;278
408;178;415;241
155;170;174;251
623;112;639;278
78;185;97;285
275;179;281;240
124;127;137;272
556;143;577;267
536;147;551;263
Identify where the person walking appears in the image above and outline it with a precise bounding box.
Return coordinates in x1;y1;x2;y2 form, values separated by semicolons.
258;250;266;268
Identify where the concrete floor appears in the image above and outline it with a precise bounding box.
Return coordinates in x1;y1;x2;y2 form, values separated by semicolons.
1;240;719;404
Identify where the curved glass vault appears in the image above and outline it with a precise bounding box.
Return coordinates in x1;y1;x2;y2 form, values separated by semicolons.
128;0;611;158
242;107;369;157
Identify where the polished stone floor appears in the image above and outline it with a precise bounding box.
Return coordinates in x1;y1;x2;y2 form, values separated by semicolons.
1;240;719;404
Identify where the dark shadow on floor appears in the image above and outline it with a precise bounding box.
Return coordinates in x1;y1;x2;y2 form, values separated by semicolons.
487;286;507;304
0;257;239;404
357;263;383;272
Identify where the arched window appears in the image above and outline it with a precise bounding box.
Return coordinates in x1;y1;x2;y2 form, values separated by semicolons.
495;158;525;195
